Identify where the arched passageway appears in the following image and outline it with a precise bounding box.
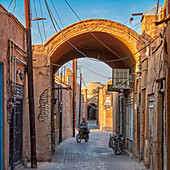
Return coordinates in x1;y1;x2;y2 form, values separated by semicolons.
32;18;148;162
87;103;97;120
33;19;146;71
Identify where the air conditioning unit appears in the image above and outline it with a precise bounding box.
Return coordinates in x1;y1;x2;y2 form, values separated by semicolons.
112;69;130;89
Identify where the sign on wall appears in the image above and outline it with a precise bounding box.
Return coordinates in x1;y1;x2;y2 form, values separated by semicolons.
104;96;111;109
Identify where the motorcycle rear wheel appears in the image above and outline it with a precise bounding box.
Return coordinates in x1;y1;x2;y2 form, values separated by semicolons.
84;134;89;142
113;143;124;155
76;134;81;143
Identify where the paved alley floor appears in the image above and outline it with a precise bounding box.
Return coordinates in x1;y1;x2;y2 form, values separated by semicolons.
25;132;145;170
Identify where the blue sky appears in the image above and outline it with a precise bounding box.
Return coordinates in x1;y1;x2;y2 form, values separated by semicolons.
1;0;165;85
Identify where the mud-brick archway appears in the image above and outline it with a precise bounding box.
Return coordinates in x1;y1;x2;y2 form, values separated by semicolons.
32;19;148;161
33;19;147;70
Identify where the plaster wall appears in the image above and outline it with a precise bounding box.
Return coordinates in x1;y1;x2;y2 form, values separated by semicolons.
139;12;169;170
0;4;27;169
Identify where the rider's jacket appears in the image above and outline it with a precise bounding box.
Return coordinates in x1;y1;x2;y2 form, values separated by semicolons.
80;121;88;129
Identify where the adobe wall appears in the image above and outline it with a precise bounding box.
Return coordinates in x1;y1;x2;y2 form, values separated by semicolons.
61;88;73;142
98;81;118;132
140;12;168;169
30;48;52;161
0;4;27;169
54;84;73;145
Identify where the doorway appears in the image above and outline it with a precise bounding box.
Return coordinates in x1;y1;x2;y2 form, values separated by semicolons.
9;86;23;170
87;103;97;120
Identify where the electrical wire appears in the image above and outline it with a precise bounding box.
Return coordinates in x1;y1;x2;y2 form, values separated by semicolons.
8;0;13;10
82;77;92;94
33;0;44;44
64;0;128;65
44;0;162;83
44;0;91;59
50;0;65;28
103;35;160;63
8;0;16;13
12;0;16;13
132;22;141;28
85;67;111;79
67;60;111;79
46;0;160;64
39;0;47;42
44;0;58;32
50;1;101;60
33;0;52;66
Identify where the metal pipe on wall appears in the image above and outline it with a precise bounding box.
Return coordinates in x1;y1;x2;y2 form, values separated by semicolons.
78;73;82;126
72;60;75;137
12;42;14;85
14;56;16;94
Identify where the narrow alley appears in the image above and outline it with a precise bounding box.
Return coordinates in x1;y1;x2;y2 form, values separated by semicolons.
1;1;170;170
25;131;145;170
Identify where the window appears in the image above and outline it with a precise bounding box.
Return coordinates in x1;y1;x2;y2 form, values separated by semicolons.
126;96;133;140
149;95;154;155
113;69;130;88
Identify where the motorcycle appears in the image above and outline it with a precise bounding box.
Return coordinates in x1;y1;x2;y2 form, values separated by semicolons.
76;126;90;143
109;130;125;155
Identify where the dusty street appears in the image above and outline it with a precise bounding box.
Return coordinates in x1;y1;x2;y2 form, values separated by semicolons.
25;131;145;170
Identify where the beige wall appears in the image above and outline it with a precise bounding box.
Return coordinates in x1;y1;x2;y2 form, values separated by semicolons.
54;72;73;145
98;81;119;132
138;10;169;170
0;4;27;169
61;88;73;142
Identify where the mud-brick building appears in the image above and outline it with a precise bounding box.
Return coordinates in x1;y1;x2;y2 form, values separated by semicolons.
54;68;73;145
98;80;119;132
120;3;170;170
81;82;101;123
139;3;170;169
0;4;27;170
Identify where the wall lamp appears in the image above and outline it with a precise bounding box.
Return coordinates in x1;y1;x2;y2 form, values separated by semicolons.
16;68;24;81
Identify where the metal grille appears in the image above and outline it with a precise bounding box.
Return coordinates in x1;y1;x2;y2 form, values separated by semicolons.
162;99;167;170
149;95;154;157
113;69;130;88
126;95;134;141
15;85;23;98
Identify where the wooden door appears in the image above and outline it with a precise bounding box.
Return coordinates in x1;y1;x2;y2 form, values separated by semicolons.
9;85;23;170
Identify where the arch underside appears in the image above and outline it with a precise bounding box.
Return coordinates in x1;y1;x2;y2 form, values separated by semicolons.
33;19;146;70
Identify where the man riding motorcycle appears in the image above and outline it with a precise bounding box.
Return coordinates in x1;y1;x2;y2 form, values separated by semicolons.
79;117;89;134
76;117;89;143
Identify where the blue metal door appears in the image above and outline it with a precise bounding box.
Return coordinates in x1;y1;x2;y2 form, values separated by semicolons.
0;63;3;170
